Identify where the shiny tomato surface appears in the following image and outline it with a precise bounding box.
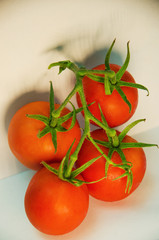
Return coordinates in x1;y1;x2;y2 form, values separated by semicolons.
76;64;138;127
8;101;81;170
25;163;89;235
76;129;146;202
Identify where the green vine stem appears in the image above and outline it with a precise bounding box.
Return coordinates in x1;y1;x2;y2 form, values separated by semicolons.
27;81;82;152
51;84;79;118
91;113;158;192
48;63;120;179
45;71;134;190
40;40;157;192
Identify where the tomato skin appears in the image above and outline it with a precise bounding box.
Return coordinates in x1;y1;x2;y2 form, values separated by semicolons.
8;101;81;170
76;129;146;202
76;64;138;127
24;163;89;235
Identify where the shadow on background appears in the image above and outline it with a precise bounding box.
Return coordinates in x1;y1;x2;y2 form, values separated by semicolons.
5;31;124;132
45;32;123;129
4;90;60;132
46;39;123;69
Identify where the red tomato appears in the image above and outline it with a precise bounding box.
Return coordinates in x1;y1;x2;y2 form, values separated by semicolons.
76;129;146;202
24;162;89;235
76;64;138;127
8;101;81;170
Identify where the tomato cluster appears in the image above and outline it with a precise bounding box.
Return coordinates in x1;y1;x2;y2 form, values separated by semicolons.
8;40;157;235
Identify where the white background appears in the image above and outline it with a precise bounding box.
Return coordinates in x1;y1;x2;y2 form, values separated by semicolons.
0;0;159;179
0;0;159;239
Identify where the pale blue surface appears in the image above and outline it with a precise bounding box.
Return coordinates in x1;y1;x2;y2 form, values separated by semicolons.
0;170;35;240
0;128;159;240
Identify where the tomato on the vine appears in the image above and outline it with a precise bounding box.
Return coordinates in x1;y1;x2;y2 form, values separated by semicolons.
24;162;89;235
8;101;81;170
76;64;138;127
76;128;146;202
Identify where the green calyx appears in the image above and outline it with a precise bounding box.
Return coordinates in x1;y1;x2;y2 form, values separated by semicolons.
42;40;157;194
26;81;82;152
46;58;120;184
104;39;149;112
91;107;158;192
41;140;105;187
48;39;149;113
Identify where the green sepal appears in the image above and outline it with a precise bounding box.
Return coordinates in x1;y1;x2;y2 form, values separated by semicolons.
26;114;49;125
71;154;103;178
38;126;51;138
88;135;133;192
112;169;133;193
112;171;127;181
27;81;82;152
126;169;133;193
105;148;114;178
115;148;133;171
118;81;149;96
67;176;106;187
41;161;58;175
49;81;55;118
48;60;70;72
50;128;57;152
56;125;67;132
55;101;77;132
67;178;85;187
62;139;76;178
114;148;133;193
115;85;132;112
55;102;95;132
59;65;67;74
58;107;81;124
105;38;116;70
113;162;132;170
115;147;127;163
48;60;79;74
93;139;111;148
118;119;145;142
58;102;93;125
120;142;158;149
41;142;106;187
41;140;75;180
56;139;76;180
116;41;130;82
87;135;125;170
41;160;105;187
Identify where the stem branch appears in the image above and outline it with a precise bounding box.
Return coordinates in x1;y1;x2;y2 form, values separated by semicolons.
52;84;79;118
65;79;90;177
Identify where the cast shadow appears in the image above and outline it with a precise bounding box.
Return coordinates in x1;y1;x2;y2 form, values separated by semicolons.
45;33;124;129
4;90;60;132
47;41;123;69
5;31;124;133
